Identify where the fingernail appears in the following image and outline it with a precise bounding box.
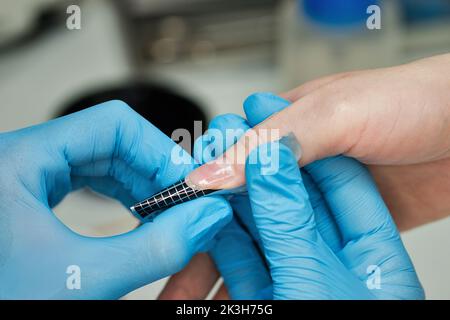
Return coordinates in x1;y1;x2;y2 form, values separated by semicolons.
279;132;302;161
186;133;301;190
185;160;244;190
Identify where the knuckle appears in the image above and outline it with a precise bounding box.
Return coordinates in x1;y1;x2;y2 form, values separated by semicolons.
104;100;136;120
99;100;143;162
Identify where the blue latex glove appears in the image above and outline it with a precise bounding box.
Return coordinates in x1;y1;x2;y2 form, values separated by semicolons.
193;95;339;299
247;143;424;299
193;94;332;299
197;93;424;299
193;114;272;299
0;100;231;299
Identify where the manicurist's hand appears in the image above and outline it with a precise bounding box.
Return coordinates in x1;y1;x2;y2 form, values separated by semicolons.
0;101;231;299
244;143;424;299
160;111;273;300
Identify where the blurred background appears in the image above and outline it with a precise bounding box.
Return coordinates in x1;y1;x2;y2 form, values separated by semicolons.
1;0;449;299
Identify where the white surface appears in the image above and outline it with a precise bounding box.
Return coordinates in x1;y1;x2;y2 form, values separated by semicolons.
0;0;449;299
401;217;450;299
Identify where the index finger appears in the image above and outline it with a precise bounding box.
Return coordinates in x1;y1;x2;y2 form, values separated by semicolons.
30;100;194;194
304;156;398;244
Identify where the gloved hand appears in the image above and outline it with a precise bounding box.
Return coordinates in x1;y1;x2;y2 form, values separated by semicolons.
159;93;424;300
247;142;424;299
0;100;231;299
160;111;273;300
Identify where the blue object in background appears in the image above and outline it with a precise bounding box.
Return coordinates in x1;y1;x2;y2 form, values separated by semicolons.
301;0;379;30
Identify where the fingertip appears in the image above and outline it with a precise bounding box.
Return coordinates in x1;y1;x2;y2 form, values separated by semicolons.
201;195;233;217
177;196;232;252
182;196;233;228
243;92;291;126
244;92;288;109
100;99;136;119
106;99;131;109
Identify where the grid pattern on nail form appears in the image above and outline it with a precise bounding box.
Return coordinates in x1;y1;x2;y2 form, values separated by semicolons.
130;180;215;221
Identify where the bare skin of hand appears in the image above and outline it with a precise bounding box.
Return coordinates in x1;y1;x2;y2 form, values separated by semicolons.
158;253;229;300
161;53;450;299
279;54;450;230
188;53;450;230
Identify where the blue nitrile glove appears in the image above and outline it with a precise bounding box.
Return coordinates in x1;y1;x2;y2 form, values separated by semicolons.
193;114;272;299
0;100;231;299
193;94;337;299
193;93;332;299
246;143;424;299
197;92;424;299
